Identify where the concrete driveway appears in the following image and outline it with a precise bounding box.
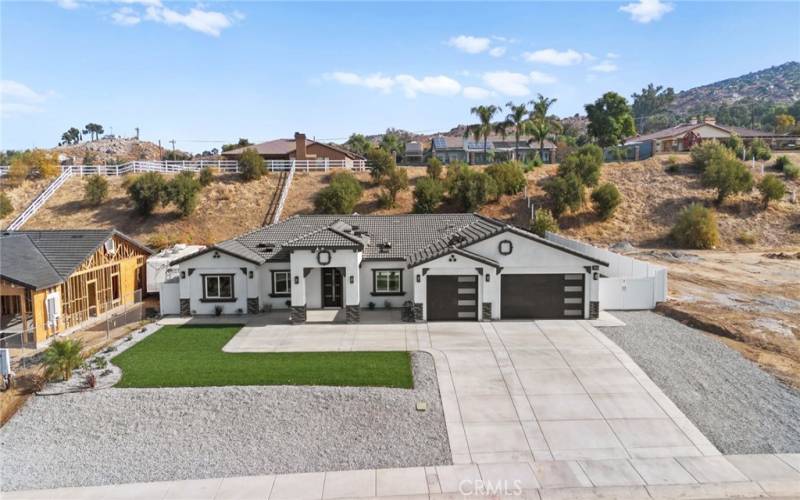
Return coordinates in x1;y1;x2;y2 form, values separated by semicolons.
225;317;719;464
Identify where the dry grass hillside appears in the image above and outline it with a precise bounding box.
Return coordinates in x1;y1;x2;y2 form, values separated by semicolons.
0;178;52;227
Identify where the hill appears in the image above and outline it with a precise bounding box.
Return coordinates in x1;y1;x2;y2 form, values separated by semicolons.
53;137;191;165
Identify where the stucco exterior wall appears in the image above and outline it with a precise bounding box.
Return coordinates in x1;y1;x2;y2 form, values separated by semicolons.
359;260;413;309
260;262;293;310
289;249;362;307
177;251;258;315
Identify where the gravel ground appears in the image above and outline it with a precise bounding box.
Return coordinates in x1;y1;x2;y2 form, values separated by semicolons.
0;352;450;492
600;311;800;454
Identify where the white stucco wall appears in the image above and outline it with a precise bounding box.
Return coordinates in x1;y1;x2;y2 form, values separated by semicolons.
289;248;362;307
260;262;293;310
177;251;259;315
359;260;413;309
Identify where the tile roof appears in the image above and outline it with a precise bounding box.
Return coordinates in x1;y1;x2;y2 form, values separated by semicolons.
221;138;363;160
626;122;778;144
0;229;152;290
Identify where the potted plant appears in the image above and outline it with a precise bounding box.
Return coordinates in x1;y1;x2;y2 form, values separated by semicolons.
368;301;376;310
214;305;223;316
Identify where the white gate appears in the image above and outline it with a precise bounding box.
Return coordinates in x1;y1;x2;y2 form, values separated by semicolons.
599;277;657;310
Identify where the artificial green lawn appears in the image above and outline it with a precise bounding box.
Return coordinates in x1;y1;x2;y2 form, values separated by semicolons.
113;324;413;389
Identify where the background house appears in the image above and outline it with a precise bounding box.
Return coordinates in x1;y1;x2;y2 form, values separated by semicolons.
431;135;556;164
403;141;424;164
222;132;365;166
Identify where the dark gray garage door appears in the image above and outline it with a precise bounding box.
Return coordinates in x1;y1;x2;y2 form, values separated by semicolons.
501;274;585;319
427;275;478;321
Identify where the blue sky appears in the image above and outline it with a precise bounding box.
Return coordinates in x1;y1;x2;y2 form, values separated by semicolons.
1;1;798;153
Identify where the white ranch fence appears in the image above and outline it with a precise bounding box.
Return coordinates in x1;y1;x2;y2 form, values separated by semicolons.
6;167;74;230
545;232;667;310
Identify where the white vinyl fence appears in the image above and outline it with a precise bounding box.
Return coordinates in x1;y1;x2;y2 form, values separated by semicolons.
6;167;74;230
545;232;667;310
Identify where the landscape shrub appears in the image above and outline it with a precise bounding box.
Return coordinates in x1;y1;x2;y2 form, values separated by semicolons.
486;161;526;196
367;148;396;183
723;134;745;158
314;171;363;214
239;148;266;181
380;166;409;208
121;173;140;190
127;171;167;216
530;208;558;237
784;163;799;180
147;233;180;251
426;157;443;180
83;174;109;206
774;155;792;171
557;144;603;187
690;141;735;170
413;177;445;213
747;138;772;161
198;166;214;187
670;203;719;249
447;164;498;212
167;171;202;216
757;174;785;208
11;149;61;178
0;192;12;218
701;156;753;204
7;160;30;184
591;182;622;220
543;173;584;218
42;338;84;381
736;232;756;245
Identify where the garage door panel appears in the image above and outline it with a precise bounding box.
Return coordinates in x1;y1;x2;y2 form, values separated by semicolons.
501;274;585;319
428;275;478;321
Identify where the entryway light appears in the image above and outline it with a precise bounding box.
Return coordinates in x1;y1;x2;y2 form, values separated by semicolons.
485;274;490;282
416;275;421;283
294;276;299;285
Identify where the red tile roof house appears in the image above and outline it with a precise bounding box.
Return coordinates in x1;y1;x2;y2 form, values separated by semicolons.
221;132;365;169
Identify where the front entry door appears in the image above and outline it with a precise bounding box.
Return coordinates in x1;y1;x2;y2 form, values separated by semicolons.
322;268;343;308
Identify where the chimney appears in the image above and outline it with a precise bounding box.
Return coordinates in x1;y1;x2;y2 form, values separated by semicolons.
689;117;698;125
294;132;307;160
704;116;716;125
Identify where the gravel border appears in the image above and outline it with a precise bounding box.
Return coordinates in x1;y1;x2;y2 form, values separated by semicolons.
600;311;800;454
0;352;450;491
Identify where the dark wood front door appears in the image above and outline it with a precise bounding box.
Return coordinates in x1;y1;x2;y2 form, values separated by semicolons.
322;268;343;308
427;275;478;321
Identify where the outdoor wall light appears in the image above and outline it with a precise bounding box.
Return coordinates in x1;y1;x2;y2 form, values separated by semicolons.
294;276;299;285
249;271;254;279
180;271;186;279
349;275;354;284
485;273;490;282
416;275;421;283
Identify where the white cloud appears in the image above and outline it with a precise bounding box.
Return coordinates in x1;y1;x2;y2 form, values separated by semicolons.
324;72;395;93
528;71;558;84
523;48;584;66
606;52;620;59
463;86;492;100
482;72;531;97
111;7;141;26
619;0;673;23
447;35;491;54
395;75;462;98
488;46;507;58
0;80;54;116
144;5;234;37
590;61;618;73
56;0;80;9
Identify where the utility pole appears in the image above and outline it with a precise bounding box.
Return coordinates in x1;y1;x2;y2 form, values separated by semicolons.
158;140;163;161
135;127;140;140
169;139;176;159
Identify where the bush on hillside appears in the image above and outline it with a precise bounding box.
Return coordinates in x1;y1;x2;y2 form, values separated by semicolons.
543;173;584;218
774;155;792;171
84;174;109;206
723;134;745;158
447;164;498;212
427;157;443;180
670;204;719;249
530;208;558;237
748;138;772;161
239;148;266;181
167;171;202;217
380;166;409;208
591;183;622;220
314;171;363;214
367;148;396;183
486;161;526;196
7;161;29;184
0;192;13;218
701;156;754;204
198;166;214;187
784;163;799;180
557;144;603;187
757;174;785;208
690;141;735;170
413;177;445;214
127;172;167;216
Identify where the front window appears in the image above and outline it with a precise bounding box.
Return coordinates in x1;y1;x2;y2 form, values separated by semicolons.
204;274;233;300
272;270;291;295
374;270;402;294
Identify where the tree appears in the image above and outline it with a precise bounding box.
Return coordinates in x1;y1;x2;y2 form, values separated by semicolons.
427;156;443;180
42;338;84;381
447;164;498;211
198;166;214;187
774;113;796;133
558;144;603;187
631;84;675;132
486;161;526;196
314;172;363;214
0;192;13;218
690;141;735;170
344;133;372;157
529;94;562;161
671;204;719;249
84;175;108;206
167;171;202;216
60;127;82;145
591;183;622;220
543;173;584;218
723;134;745;158
239;148;266;181
380;166;409;208
82;123;104;141
469;104;501;160
366;147;396;183
379;131;405;162
702;156;754;204
413;177;444;213
747;138;772;161
221;138;252;152
530;209;558;237
127;172;167;216
10;149;60;178
505;101;529;160
585;92;636;147
757;174;785;208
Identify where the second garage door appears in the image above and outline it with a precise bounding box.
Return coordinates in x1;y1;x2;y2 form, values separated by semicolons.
427;275;478;321
501;274;585;319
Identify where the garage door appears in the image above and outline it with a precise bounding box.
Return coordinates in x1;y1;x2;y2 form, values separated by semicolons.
501;274;585;319
427;275;478;321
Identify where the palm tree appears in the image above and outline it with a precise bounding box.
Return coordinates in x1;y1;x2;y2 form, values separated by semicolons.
462;124;483;164
493;120;512;162
505;102;529;160
531;94;557;120
469;104;500;162
529;95;561;162
42;338;85;381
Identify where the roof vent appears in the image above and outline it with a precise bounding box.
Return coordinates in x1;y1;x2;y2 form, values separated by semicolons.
448;234;466;246
256;243;275;252
379;241;392;253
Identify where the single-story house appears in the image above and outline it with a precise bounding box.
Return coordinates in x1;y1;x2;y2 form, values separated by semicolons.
403;141;424;164
222;132;365;166
431;135;556;164
0;229;152;347
166;214;607;323
624;117;787;159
